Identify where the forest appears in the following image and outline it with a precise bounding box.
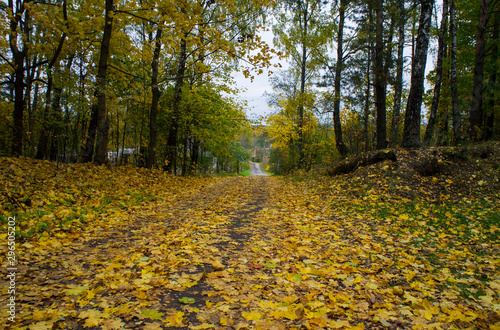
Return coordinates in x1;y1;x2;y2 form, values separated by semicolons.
1;0;498;173
1;1;500;328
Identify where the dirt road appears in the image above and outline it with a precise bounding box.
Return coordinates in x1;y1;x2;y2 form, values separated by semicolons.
249;162;267;176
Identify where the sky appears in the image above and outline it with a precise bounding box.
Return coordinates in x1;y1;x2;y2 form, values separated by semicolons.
231;28;279;122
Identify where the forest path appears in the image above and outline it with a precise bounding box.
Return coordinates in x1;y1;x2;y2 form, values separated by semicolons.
249;162;268;176
9;176;309;329
4;149;500;329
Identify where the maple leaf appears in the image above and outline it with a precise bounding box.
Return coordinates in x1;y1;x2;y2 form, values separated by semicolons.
242;311;262;321
65;285;89;296
179;297;196;304
102;318;126;330
28;321;53;330
140;309;164;320
143;323;164;330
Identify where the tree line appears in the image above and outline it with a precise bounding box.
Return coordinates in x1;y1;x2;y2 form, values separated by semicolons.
1;0;272;173
1;0;498;174
266;0;499;173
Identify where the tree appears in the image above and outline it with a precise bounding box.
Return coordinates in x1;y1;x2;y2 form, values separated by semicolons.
333;0;349;157
81;0;114;164
7;0;30;156
274;0;333;167
402;0;434;148
147;27;162;169
469;0;491;141
36;0;69;160
484;9;499;140
449;0;461;143
374;0;387;150
424;0;448;145
390;0;406;146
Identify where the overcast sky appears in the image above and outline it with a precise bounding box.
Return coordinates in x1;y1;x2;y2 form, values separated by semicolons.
231;28;279;122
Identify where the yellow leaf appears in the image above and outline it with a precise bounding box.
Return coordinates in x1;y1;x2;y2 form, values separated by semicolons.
143;323;164;330
212;260;224;271
242;311;262;321
29;321;53;330
330;320;350;328
102;318;125;330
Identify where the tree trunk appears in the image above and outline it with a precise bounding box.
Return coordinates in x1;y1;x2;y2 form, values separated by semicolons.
374;0;387;150
29;69;41;158
391;0;406;146
9;0;30;156
450;0;461;143
166;36;188;173
190;138;199;174
484;10;499;140
49;85;63;161
182;136;188;176
36;75;52;160
148;28;162;168
364;46;372;152
82;108;97;162
424;0;448;145
469;0;489;141
333;0;349;157
93;0;114;165
35;0;68;159
402;0;435;148
297;4;309;167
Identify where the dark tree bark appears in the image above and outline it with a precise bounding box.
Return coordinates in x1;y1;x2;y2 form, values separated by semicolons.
450;0;461;143
82;0;114;164
469;0;490;141
374;0;387;150
391;0;406;146
190;138;200;174
364;46;372;152
49;85;63;161
94;0;114;165
147;28;162;169
424;0;448;144
36;0;67;159
181;136;188;176
297;1;309;167
9;0;30;156
333;0;349;157
166;36;188;173
402;0;435;148
485;10;499;140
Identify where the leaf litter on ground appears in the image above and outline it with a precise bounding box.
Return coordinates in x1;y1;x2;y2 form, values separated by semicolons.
0;144;499;329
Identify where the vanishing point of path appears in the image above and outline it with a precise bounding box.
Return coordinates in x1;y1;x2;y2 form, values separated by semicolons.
249;162;268;176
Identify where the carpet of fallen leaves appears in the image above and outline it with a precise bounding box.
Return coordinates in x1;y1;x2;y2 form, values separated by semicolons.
0;144;499;330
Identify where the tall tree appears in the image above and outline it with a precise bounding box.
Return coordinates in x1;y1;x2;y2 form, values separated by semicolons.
449;0;461;143
484;10;499;140
469;0;490;141
147;27;162;169
81;0;114;164
165;35;187;173
402;0;435;148
8;0;30;156
390;0;406;146
374;0;387;149
424;0;448;144
274;0;333;167
36;0;68;160
333;0;349;157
